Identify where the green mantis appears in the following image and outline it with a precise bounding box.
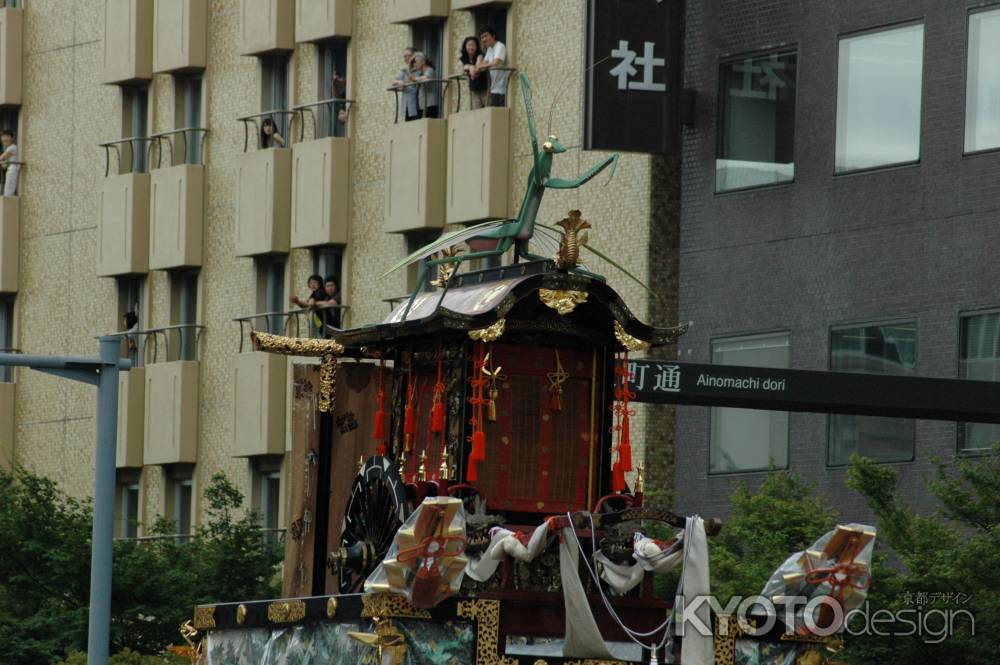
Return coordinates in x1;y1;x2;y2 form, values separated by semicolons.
385;73;620;318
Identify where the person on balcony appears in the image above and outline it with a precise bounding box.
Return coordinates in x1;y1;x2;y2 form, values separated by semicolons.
314;276;342;332
122;310;139;366
0;130;20;196
290;274;328;336
391;47;420;122
478;26;509;108
460;36;489;110
330;71;350;129
411;52;440;120
260;117;286;148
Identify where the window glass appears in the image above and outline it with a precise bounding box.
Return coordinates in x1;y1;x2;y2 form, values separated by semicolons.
169;270;199;361
253;456;282;543
966;9;1000;152
317;42;349;139
255;257;287;335
0;296;14;381
165;466;194;538
959;311;1000;453
835;24;924;173
123;87;150;174
829;322;916;464
175;75;204;165
261;54;290;143
119;482;139;539
716;51;797;192
709;333;790;473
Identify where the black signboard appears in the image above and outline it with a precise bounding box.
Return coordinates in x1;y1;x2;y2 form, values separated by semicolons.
627;360;1000;424
585;0;683;154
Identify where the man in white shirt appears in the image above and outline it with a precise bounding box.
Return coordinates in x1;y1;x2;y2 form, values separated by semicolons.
478;26;509;107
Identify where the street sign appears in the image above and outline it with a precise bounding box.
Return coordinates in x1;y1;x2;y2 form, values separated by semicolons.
585;0;684;154
627;360;1000;423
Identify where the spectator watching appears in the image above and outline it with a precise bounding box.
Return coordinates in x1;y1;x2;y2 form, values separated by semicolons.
460;36;489;110
478;26;510;107
0;129;20;196
391;47;421;122
410;52;440;119
260;117;286;148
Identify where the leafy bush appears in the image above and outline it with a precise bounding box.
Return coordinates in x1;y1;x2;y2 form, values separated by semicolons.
0;468;283;664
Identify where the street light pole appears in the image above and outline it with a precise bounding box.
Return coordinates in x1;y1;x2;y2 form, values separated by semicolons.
0;336;129;665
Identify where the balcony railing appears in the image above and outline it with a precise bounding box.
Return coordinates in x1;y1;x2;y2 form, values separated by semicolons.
233;306;349;352
386;78;451;124
447;66;517;113
111;324;206;366
0;346;19;382
100;136;156;176
292;97;355;140
149;127;209;167
237;109;300;152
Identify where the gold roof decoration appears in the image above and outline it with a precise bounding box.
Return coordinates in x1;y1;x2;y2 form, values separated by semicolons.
554;210;592;271
614;321;651;352
539;289;589;316
468;318;506;342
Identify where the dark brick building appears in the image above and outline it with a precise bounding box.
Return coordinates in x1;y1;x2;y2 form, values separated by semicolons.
673;0;1000;520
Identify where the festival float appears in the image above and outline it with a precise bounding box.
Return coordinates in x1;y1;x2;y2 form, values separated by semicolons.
180;75;874;665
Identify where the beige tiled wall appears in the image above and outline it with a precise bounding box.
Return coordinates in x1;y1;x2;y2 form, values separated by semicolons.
12;0;672;526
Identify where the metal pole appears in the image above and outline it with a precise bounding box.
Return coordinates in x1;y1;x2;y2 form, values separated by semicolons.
86;336;121;665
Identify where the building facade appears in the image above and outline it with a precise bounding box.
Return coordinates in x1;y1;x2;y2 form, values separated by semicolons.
676;0;1000;519
0;0;679;538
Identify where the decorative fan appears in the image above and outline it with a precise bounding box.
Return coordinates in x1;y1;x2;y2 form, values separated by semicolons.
331;456;410;594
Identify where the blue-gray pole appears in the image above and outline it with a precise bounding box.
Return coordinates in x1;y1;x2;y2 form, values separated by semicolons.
87;336;121;665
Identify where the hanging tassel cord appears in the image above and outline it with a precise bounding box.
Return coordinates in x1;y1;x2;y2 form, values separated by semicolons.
374;360;387;455
466;344;489;481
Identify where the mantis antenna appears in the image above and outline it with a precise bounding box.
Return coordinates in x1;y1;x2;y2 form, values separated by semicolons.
546;55;612;138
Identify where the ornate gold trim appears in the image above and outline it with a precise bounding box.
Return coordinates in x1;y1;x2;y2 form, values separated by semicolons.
361;593;432;619
235;604;247;626
538;289;588;315
192;606;215;630
251;331;343;412
564;660;628;665
613;320;651;352
326;597;338;619
457;599;516;665
468;318;506;342
267;600;307;624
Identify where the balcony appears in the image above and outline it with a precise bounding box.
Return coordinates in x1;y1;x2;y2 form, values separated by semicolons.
141;325;203;466
0;380;12;470
239;0;294;56
102;0;154;85
153;0;207;73
446;104;511;224
0;7;22;106
384;83;447;233
295;0;352;42
235;112;293;256
387;0;449;24
148;129;208;269
97;139;152;276
116;367;145;468
232;349;287;457
452;0;512;8
290;99;353;248
0;195;18;293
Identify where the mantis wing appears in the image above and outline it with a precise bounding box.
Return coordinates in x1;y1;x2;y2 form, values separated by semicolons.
544;153;619;190
382;220;506;276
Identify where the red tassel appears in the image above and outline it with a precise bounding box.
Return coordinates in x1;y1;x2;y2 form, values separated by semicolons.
467;458;479;482
431;401;445;433
612;462;626;493
549;391;562;412
619;417;633;472
374;408;386;440
376;443;387;456
470;430;486;462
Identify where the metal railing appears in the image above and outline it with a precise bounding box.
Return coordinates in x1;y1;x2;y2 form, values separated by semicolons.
233;306;350;352
99;137;157;177
0;160;24;196
0;347;19;382
386;78;451;123
148;127;210;168
447;66;517;113
106;324;206;365
237;109;300;153
116;528;286;543
292;97;356;141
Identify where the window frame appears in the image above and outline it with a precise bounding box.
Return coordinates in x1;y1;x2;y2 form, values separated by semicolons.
956;306;1000;456
122;85;151;175
316;40;351;140
706;330;792;476
833;20;926;176
826;318;918;466
254;256;288;335
714;46;799;195
168;269;200;362
0;295;15;382
251;455;283;543
962;5;1000;157
173;73;205;165
260;53;292;142
116;469;141;539
163;464;195;539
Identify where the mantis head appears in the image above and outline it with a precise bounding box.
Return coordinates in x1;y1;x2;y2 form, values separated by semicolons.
542;135;567;155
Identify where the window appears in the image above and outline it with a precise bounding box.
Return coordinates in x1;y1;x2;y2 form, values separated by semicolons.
3;1;20;9
959;311;1000;454
174;75;204;165
116;470;140;539
312;246;343;288
410;23;443;78
261;54;290;142
965;9;1000;153
406;231;438;293
716;51;797;192
164;465;194;538
252;456;283;543
169;270;199;361
474;7;509;47
122;86;150;174
0;296;13;382
317;42;349;139
255;257;287;335
117;276;145;365
709;333;790;473
829;322;916;465
0;108;19;196
835;24;924;173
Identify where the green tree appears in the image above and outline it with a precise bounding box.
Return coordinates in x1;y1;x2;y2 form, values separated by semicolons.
843;447;999;665
0;467;283;664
